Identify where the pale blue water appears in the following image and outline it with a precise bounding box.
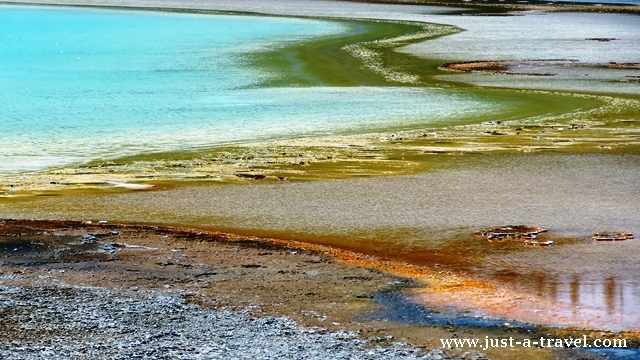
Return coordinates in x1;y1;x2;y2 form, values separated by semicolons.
408;11;640;95
0;5;498;174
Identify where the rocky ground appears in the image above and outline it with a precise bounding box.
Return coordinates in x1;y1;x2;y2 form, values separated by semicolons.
0;219;493;359
1;219;625;359
0;285;455;359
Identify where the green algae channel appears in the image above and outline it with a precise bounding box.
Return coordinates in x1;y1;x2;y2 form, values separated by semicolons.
248;16;517;88
248;18;459;87
248;16;612;127
1;12;638;198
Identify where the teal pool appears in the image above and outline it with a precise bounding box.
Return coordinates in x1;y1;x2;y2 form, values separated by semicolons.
0;5;501;174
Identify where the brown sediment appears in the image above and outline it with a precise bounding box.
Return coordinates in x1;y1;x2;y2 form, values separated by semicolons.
0;218;554;359
3;218;639;359
0;219;623;330
438;59;581;76
621;76;640;84
0;220;425;338
592;231;634;241
0;220;553;303
474;225;548;242
0;218;483;293
609;62;640;69
585;38;618;42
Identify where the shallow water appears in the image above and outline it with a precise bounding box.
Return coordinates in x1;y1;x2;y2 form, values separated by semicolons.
200;0;640;95
2;153;639;330
405;11;640;95
361;287;538;329
0;5;507;175
3;4;639;176
0;6;335;172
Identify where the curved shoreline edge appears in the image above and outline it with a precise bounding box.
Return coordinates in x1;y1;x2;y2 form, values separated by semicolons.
2;2;640;355
2;2;639;195
3;218;640;336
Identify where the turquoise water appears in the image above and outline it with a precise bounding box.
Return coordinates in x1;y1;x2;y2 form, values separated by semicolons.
0;6;499;174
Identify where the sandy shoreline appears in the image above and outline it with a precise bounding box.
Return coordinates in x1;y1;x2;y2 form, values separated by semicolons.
3;92;639;196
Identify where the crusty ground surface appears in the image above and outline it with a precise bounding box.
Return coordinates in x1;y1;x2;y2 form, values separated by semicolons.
3;219;637;359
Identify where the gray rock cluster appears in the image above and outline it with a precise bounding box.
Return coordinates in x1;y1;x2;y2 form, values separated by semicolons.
0;286;453;360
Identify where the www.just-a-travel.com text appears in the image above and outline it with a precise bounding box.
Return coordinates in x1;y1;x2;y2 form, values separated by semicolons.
440;336;627;351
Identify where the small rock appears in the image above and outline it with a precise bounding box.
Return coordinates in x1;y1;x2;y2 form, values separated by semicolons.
482;120;503;126
81;234;100;244
235;173;266;180
100;243;118;253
